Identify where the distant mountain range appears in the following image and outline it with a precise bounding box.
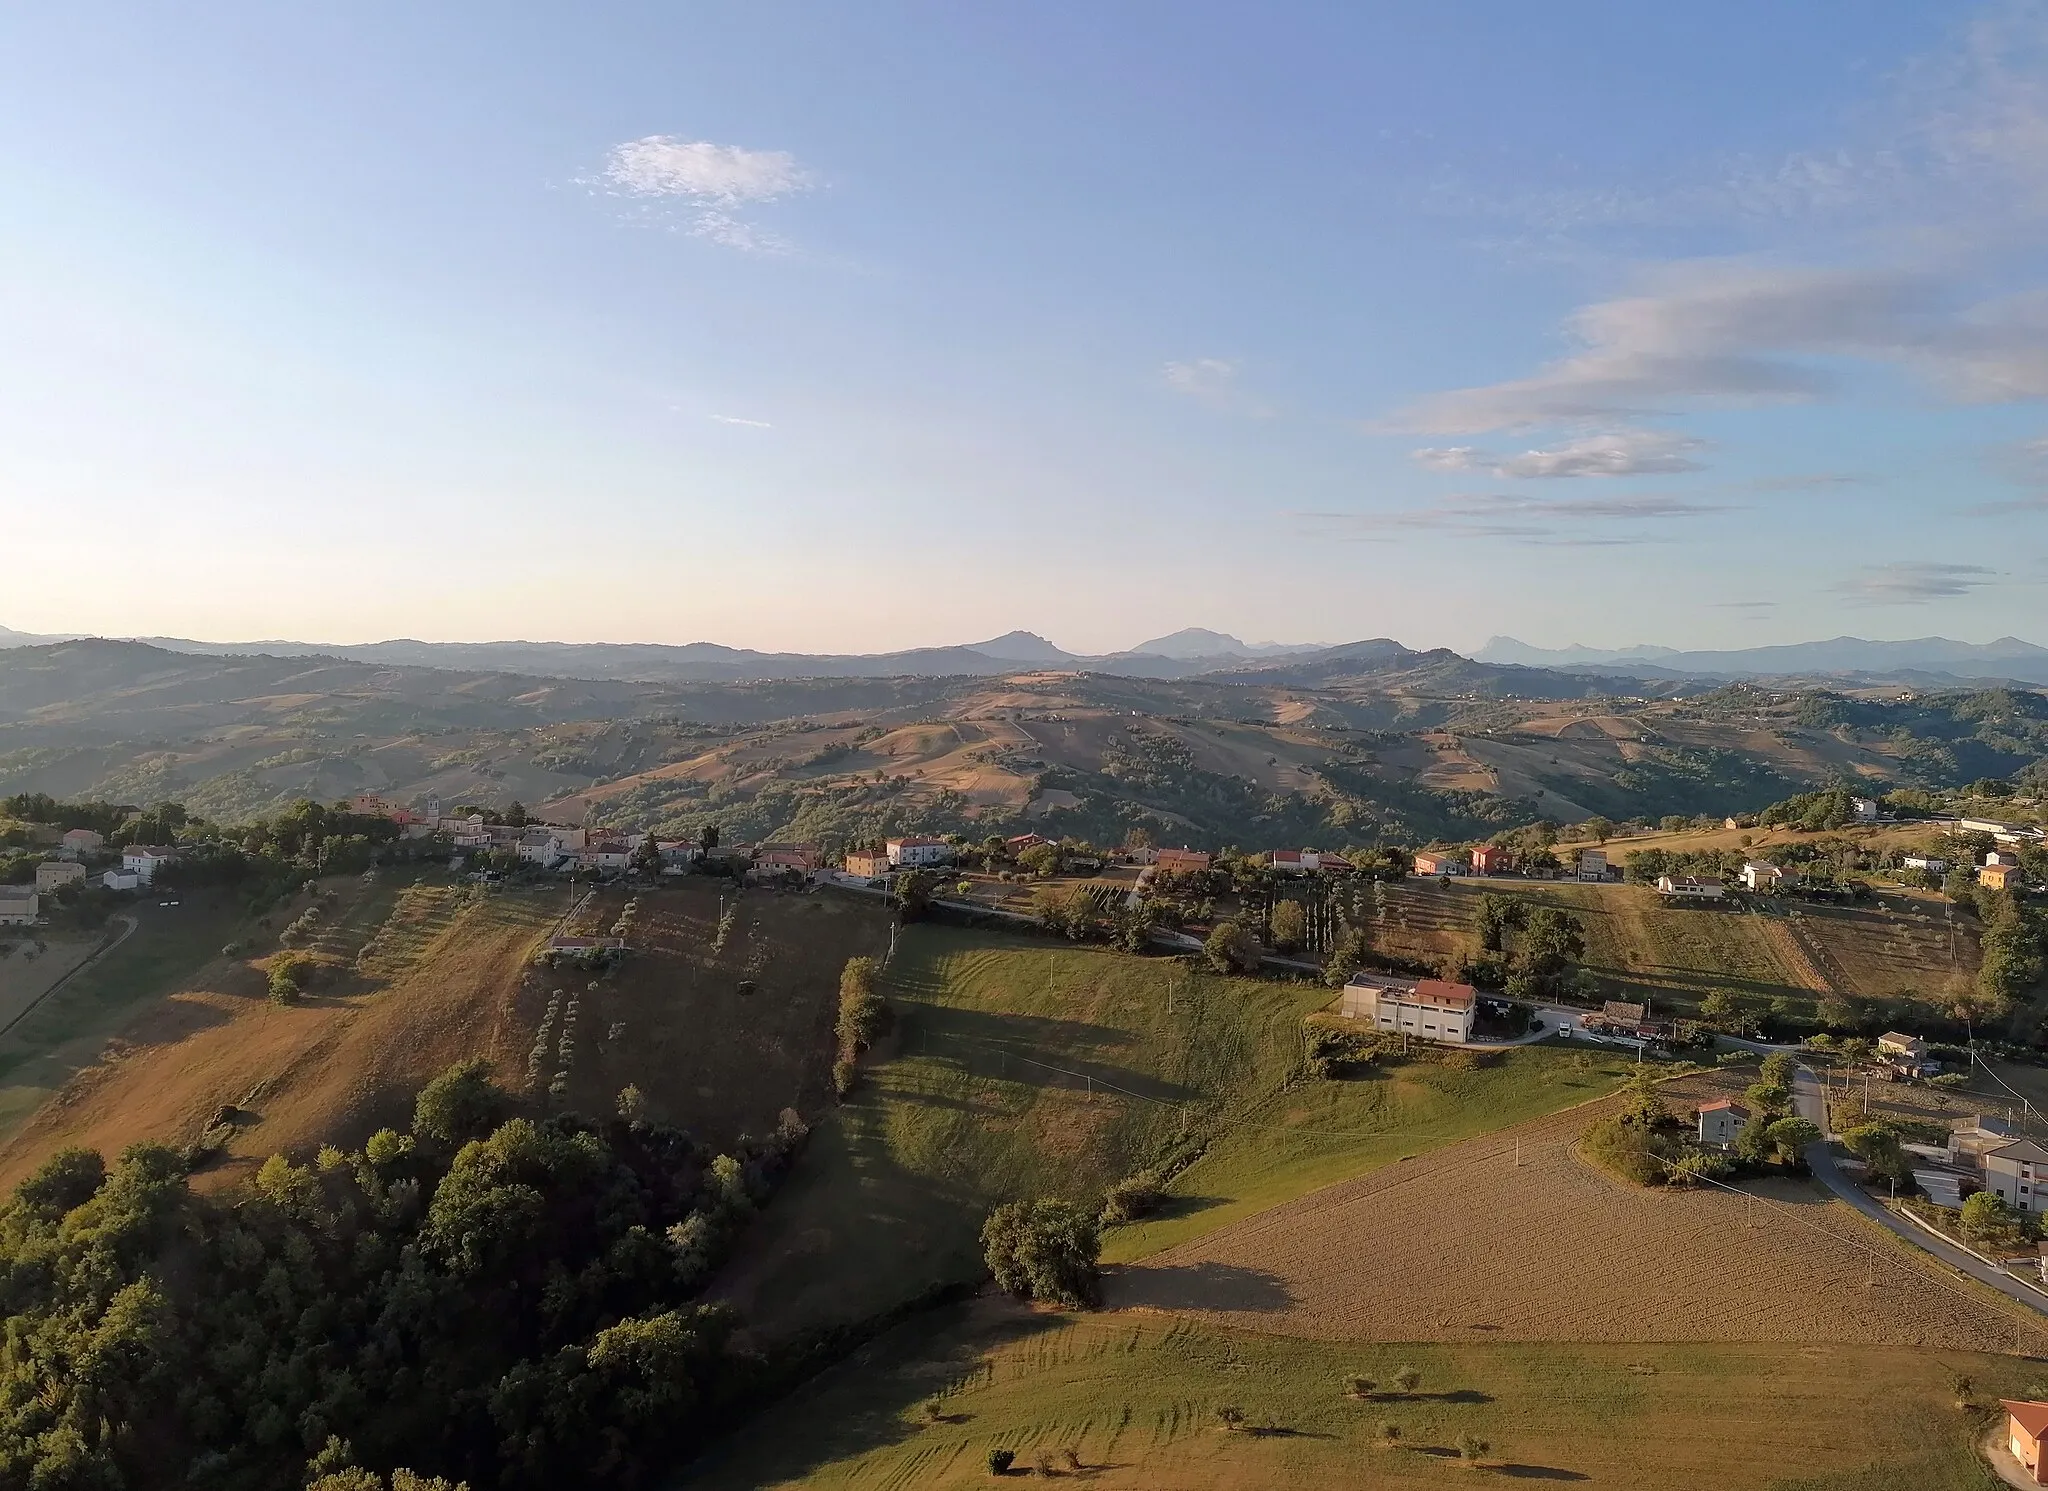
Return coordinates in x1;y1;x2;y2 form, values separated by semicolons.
4;621;2046;688
1476;635;2048;685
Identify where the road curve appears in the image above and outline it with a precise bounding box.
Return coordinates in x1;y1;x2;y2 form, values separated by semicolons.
1794;1065;2048;1318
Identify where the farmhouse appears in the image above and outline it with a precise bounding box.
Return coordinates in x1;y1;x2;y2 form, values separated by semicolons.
1739;861;1785;891
121;846;175;885
101;871;138;891
1902;855;1948;872
886;836;954;868
843;849;891;879
1154;847;1211;875
1879;1031;1928;1061
1469;843;1513;874
1984;1140;2048;1215
2000;1400;2048;1485
35;861;86;892
1981;857;2025;892
1577;847;1608;881
1005;833;1048;855
1337;971;1477;1044
1697;1100;1750;1148
581;840;635;872
754;843;821;874
655;841;699;873
1266;848;1349;874
1413;852;1464;876
1655;874;1726;900
1949;1115;2020;1169
58;828;103;860
0;889;38;926
1851;796;1880;822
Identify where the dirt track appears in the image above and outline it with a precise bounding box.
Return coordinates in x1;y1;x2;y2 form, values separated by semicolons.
1107;1074;2048;1353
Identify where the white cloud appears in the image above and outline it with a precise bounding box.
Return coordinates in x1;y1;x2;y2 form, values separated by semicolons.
708;414;772;428
594;137;813;253
1832;560;1997;603
1412;428;1705;478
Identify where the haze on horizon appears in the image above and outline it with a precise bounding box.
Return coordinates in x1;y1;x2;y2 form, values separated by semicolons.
7;3;2048;657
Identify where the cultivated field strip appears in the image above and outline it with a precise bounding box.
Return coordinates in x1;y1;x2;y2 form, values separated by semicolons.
1108;1079;2048;1353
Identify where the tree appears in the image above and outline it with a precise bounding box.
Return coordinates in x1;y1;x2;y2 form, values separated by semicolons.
1392;1365;1422;1394
1763;1117;1821;1165
1584;817;1613;844
616;1084;648;1124
1962;1190;2023;1247
1457;1432;1490;1463
1474;893;1524;953
987;1449;1016;1475
1323;923;1372;987
698;823;721;854
631;835;664;878
1269;899;1307;953
1520;906;1586;977
1204;919;1261;975
1698;990;1752;1034
412;1057;511;1146
981;1199;1102;1308
505;801;528;828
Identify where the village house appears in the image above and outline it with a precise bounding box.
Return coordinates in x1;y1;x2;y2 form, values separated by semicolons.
1413;851;1464;876
121;846;176;885
101;870;138;892
1981;853;2025;892
1005;833;1048;856
1949;1115;2020;1169
1267;848;1349;874
844;848;891;879
1338;971;1477;1044
1739;861;1785;892
754;843;821;875
1577;847;1608;881
1154;847;1211;876
35;861;86;893
1984;1140;2048;1215
0;889;39;926
1851;796;1880;823
1655;874;1726;900
656;841;698;874
58;828;104;860
1469;843;1513;874
1696;1099;1750;1148
886;836;955;868
581;839;635;872
516;829;567;868
2001;1400;2048;1485
1876;1030;1940;1078
1901;854;1947;873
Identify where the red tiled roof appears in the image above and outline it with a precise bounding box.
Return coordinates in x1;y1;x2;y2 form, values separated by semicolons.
1698;1100;1750;1116
2006;1401;2048;1440
1408;979;1477;1012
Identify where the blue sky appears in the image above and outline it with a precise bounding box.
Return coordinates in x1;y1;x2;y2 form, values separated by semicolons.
5;2;2047;654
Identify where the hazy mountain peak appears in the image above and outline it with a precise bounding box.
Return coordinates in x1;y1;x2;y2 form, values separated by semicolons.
965;630;1072;662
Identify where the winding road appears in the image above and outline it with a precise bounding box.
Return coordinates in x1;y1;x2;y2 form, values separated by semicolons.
1792;1065;2048;1317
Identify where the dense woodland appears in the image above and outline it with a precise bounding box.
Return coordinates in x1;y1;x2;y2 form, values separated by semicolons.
0;1062;810;1490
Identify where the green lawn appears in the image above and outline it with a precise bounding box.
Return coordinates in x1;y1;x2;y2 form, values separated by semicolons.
692;1307;2021;1491
721;927;1632;1336
0;892;248;1139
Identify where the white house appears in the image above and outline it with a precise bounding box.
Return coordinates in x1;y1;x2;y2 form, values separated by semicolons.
516;830;567;868
1577;847;1608;881
1337;971;1477;1044
1851;796;1880;823
886;836;955;868
121;846;175;885
581;839;634;872
1739;862;1784;892
0;889;39;926
1697;1099;1750;1147
1901;855;1947;873
1984;1139;2048;1214
58;828;104;860
35;861;86;892
1655;874;1726;900
1949;1115;2020;1169
101;870;139;892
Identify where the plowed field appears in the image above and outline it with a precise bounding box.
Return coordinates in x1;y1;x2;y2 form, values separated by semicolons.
1108;1075;2048;1353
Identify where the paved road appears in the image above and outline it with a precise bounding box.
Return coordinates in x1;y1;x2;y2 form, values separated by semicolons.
1792;1065;2048;1317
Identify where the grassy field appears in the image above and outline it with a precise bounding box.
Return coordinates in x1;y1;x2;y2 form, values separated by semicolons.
717;927;1637;1337
694;1305;2029;1490
0;893;250;1142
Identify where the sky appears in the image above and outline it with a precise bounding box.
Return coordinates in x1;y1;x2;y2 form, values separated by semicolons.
5;2;2048;656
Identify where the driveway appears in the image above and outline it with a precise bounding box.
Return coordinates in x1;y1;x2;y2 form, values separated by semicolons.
1793;1066;2048;1318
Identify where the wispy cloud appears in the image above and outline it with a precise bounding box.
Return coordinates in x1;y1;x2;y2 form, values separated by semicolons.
1162;358;1271;415
1833;560;1997;603
707;413;773;428
1300;489;1729;545
593;137;813;254
1412;428;1705;478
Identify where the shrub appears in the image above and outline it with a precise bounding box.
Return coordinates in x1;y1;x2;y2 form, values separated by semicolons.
1100;1174;1164;1225
1457;1432;1490;1463
1392;1365;1422;1394
1215;1405;1245;1432
982;1198;1102;1308
412;1057;511;1145
987;1448;1015;1475
1342;1373;1375;1399
268;952;311;1004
